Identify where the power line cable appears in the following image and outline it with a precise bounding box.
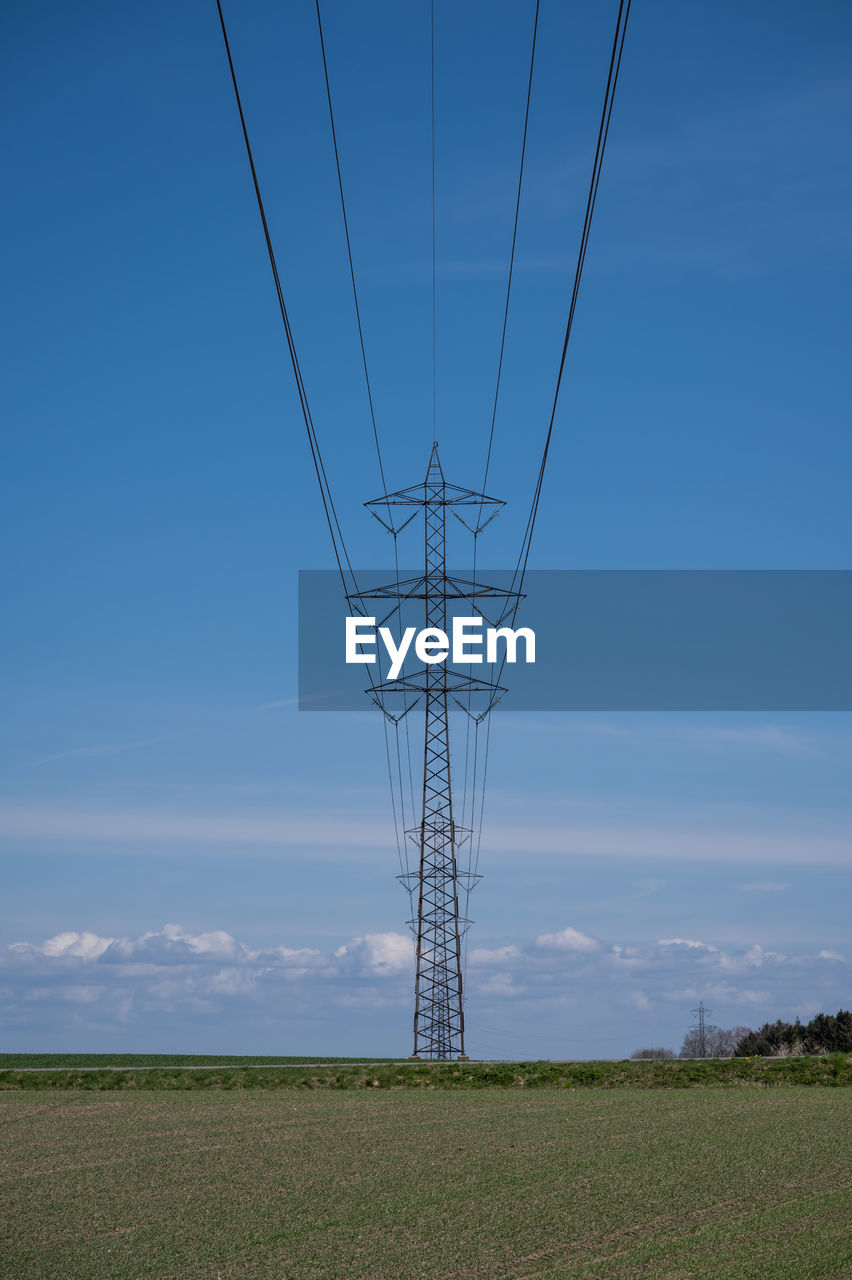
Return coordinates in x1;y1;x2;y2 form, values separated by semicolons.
314;0;419;874
216;1;400;880
478;0;540;508
480;0;632;715
430;0;437;441
216;0;403;807
513;0;632;594
215;0;359;599
382;717;406;880
315;0;390;500
462;0;540;847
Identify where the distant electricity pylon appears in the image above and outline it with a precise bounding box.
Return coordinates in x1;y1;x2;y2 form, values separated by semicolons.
350;445;518;1059
690;1002;712;1058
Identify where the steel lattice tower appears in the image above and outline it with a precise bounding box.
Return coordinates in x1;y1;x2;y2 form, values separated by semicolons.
414;445;465;1058
353;445;517;1059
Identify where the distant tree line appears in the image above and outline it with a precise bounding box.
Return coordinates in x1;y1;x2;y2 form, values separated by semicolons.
679;1025;752;1059
734;1010;851;1057
630;1026;751;1060
631;1008;851;1061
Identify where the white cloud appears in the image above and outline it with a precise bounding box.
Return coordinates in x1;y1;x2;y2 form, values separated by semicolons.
658;938;719;951
0;922;847;1049
99;925;252;967
334;932;413;977
743;945;785;968
2;802;850;867
41;932;115;960
741;882;790;893
476;973;524;998
469;945;521;966
719;985;771;1006
205;968;259;998
535;927;601;953
661;984;772;1006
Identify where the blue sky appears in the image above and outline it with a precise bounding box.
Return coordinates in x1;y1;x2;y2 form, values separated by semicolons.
1;0;850;1057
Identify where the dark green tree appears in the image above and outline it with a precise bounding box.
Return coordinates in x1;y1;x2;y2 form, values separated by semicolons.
734;1010;851;1056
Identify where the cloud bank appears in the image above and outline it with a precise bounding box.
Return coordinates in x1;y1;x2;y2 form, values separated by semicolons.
1;801;849;866
1;922;846;1055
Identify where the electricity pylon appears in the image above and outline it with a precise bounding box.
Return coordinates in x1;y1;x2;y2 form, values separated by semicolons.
690;1002;712;1058
350;445;518;1059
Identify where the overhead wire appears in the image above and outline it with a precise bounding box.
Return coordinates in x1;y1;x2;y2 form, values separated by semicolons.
481;0;633;714
214;0;366;605
314;0;418;895
471;710;492;885
382;715;406;881
315;0;389;499
218;0;632;1010
457;0;537;962
216;2;417;908
460;0;632;1009
512;0;632;600
430;0;438;441
478;0;540;512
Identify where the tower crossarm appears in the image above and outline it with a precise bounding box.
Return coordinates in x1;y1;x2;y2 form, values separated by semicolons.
348;575;522;603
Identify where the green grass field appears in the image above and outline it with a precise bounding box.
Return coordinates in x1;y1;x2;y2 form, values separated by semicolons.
1;1053;850;1090
0;1054;392;1070
2;1087;850;1279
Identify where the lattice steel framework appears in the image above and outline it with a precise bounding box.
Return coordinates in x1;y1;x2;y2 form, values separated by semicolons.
351;445;517;1059
414;446;465;1059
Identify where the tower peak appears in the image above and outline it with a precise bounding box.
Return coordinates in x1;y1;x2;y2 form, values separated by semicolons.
426;442;444;481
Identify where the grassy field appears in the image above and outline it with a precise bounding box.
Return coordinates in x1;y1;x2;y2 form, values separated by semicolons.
1;1088;850;1279
1;1053;850;1090
0;1054;392;1070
